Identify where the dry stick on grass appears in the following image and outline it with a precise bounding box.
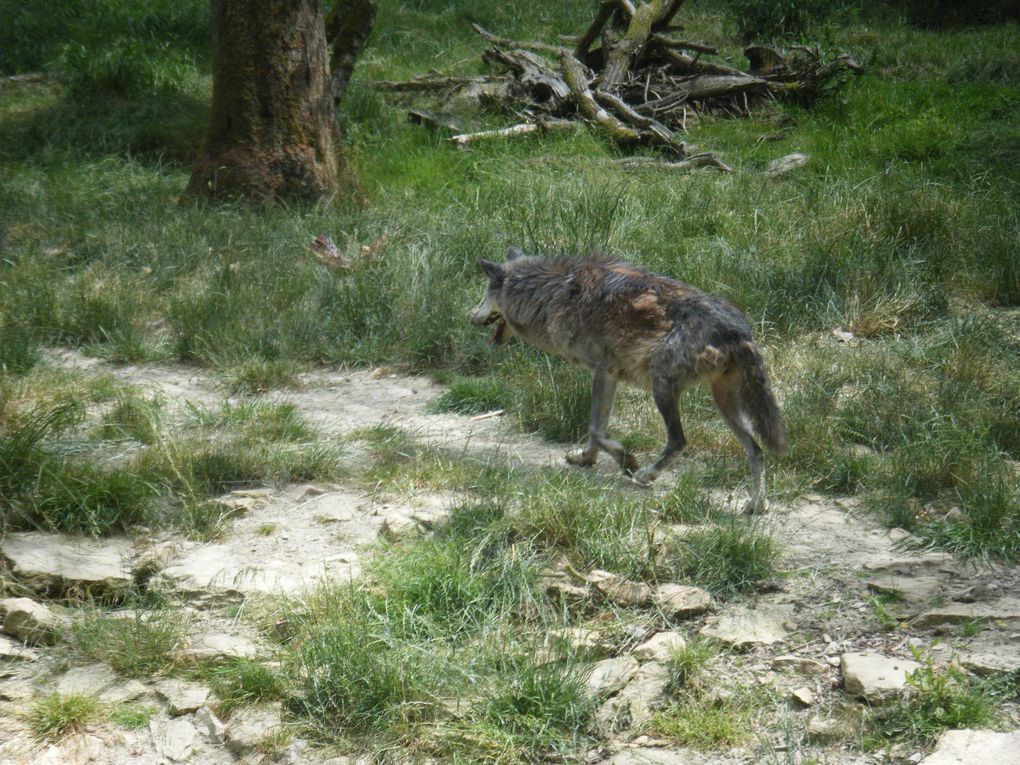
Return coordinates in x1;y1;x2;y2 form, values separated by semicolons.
372;74;508;92
448;119;578;147
471;23;571;57
611;154;734;172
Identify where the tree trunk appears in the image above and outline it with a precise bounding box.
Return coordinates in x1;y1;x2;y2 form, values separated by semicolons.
186;0;353;202
326;0;378;111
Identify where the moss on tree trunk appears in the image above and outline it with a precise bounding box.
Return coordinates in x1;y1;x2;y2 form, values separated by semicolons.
186;0;354;202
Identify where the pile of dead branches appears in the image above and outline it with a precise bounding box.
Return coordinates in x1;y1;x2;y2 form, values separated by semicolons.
371;0;861;169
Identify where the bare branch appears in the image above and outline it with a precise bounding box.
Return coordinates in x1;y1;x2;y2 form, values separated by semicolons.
448;119;578;147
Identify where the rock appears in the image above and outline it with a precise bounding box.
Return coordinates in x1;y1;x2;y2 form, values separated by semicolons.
956;639;1020;676
791;686;815;706
586;569;652;607
194;705;226;744
378;513;419;540
0;633;39;660
56;663;119;696
699;605;791;649
150;717;197;762
1;597;62;645
919;729;1020;765
912;597;1020;631
766;152;809;176
0;532;135;596
596;662;671;734
605;749;689;765
225;703;283;756
185;632;259;661
586;656;639;697
101;678;149;704
651;584;712;618
155;678;211;715
32;734;107;765
807;712;861;744
867;575;943;608
57;664;148;703
840;652;920;703
549;627;612;658
771;655;828;675
632;631;686;662
863;552;958;575
619;662;671;725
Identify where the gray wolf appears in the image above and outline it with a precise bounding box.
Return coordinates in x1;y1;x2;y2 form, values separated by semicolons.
470;246;787;511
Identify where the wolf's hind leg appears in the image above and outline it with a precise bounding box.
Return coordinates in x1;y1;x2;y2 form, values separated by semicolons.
633;376;686;485
566;368;637;474
711;374;766;512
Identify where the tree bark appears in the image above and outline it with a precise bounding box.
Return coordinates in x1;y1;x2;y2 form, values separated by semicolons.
186;0;354;202
326;0;378;110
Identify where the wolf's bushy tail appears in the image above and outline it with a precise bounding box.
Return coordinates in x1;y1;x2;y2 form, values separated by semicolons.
733;341;787;453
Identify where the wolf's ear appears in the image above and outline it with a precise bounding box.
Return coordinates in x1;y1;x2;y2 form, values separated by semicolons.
505;245;526;261
478;259;505;284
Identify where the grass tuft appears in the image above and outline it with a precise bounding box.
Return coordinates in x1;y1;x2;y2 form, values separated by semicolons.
67;607;188;677
29;693;102;742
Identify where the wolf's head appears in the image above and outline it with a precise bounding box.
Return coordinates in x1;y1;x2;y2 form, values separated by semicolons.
469;245;526;345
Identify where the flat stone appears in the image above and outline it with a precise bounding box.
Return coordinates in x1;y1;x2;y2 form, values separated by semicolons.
771;655;828;675
863;553;958;575
605;749;689;765
1;597;61;645
549;627;612;658
150;717;197;762
919;729;1020;765
194;705;226;743
912;597;1020;630
155;678;211;715
225;703;283;756
620;662;671;723
597;662;671;734
699;605;791;649
185;632;260;661
0;633;39;660
632;631;686;662
651;583;713;618
0;532;135;596
586;569;652;607
807;712;861;744
56;663;118;696
101;678;149;704
586;656;639;697
867;575;943;604
840;652;920;703
791;686;815;706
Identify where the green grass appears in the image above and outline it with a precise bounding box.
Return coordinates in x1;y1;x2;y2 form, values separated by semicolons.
647;635;753;750
0;379;341;536
28;693;103;741
110;704;156;730
863;652;1007;749
204;658;287;715
67;607;188;677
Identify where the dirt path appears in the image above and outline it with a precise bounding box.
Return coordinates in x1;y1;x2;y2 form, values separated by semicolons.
2;356;1018;765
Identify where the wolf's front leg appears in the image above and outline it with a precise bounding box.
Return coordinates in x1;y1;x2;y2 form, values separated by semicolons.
565;368;638;475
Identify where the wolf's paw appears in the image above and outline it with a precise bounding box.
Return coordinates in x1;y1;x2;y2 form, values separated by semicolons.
566;449;596;467
743;496;769;514
632;466;658;486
